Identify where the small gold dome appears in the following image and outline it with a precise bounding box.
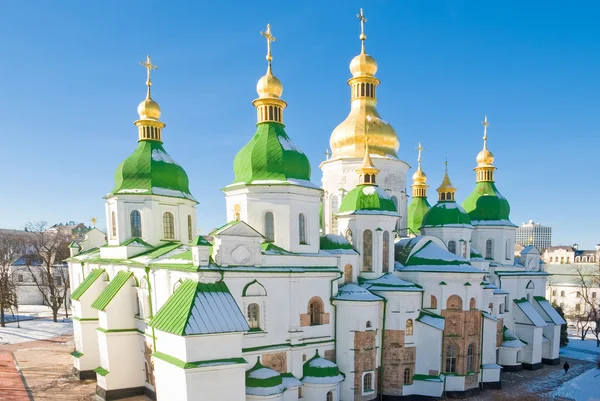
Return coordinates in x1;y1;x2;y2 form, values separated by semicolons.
257;68;283;99
476;148;495;166
412;167;427;185
350;52;378;77
137;96;161;120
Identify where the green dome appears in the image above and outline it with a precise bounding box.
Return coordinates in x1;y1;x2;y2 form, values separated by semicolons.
232;122;311;185
462;181;511;222
421;201;472;228
407;197;431;235
110;141;195;201
338;185;397;215
302;351;344;384
245;358;285;396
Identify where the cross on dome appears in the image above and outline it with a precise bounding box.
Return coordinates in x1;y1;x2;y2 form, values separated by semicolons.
140;55;158;95
261;24;276;64
357;8;367;52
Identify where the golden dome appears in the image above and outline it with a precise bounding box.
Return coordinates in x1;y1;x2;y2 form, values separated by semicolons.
137;96;161;121
476;148;495;166
412;167;427;185
350;52;378;77
257;67;283;99
436;161;456;194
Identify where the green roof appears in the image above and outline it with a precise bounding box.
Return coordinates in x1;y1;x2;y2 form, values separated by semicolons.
68;241;80;249
91;271;134;311
153;351;246;369
149;280;249;336
462;181;511;222
192;235;211;246
232;122;311;185
245;358;285;394
320;235;353;250
119;237;153;247
302;351;342;380
71;269;105;301
421;201;472;228
110;140;195;201
407;196;431;235
338;185;397;214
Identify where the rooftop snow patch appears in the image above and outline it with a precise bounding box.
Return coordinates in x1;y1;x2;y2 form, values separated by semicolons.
361;273;422;292
416;310;445;330
534;296;566;325
514;298;548;327
334;284;382;302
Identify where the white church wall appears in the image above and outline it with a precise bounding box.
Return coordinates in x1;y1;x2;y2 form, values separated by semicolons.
414;322;442;377
471;225;516;265
97;331;145;390
420;226;472;259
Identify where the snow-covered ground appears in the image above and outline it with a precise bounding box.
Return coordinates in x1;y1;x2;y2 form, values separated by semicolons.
0;305;73;345
560;336;600;362
552;367;600;401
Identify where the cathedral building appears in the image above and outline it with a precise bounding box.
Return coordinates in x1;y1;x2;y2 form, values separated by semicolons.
67;11;562;401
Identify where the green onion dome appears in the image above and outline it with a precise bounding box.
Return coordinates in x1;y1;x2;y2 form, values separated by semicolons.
302;351;344;384
407;197;431;234
232;122;312;185
421;201;472;228
110;141;195;201
338;185;397;215
462;181;511;222
245;358;285;396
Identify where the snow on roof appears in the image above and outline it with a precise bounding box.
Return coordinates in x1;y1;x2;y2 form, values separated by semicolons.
361;273;423;292
482;311;499;322
534;296;567;325
333;284;382;302
319;234;356;253
482;363;502;369
245;359;286;396
281;373;303;389
302;353;344;384
493;288;510;295
514;298;547;327
502;327;526;348
416;310;445;330
471;219;517;227
396;261;485;274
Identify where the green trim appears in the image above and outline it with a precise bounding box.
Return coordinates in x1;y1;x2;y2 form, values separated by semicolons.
246;357;285;391
70;269;105;301
242;339;335;353
73;317;99;322
152;351;246;369
97;328;138;333
242;279;267;297
94;367;109;376
119;237;153;247
464;282;472;286
413;374;442;382
91;271;134;311
439;281;447;285
71;350;83;358
191;235;211;246
338;184;397;214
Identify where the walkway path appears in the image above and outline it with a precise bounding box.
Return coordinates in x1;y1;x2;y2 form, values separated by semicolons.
0;352;29;401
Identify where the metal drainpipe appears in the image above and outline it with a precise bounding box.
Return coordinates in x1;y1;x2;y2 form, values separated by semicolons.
378;298;387;400
146;267;156;351
441;327;446;399
479;311;484;390
329;271;343;358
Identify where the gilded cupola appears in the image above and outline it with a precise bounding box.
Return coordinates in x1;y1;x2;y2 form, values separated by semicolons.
436;159;456;202
329;8;400;159
475;115;496;182
135;56;165;142
411;142;428;197
355;137;380;185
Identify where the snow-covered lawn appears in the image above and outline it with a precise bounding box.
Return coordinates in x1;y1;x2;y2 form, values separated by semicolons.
552;367;600;401
560;336;600;362
0;317;73;344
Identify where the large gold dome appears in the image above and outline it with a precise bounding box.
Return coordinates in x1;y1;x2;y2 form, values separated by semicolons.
350;52;378;77
476;148;495;166
137;97;161;121
412;167;427;185
257;68;283;99
330;104;399;158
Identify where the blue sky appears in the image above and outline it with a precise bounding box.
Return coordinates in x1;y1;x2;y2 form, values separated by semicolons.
0;1;598;248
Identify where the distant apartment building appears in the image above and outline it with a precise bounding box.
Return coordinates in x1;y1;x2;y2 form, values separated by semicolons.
515;220;552;252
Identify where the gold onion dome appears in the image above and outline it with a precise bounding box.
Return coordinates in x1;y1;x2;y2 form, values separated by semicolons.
137;97;161;121
329;9;399;159
412;167;427;185
476;116;494;166
256;66;283;99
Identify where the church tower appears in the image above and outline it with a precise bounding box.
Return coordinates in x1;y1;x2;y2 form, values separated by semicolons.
462;117;517;263
407;143;431;235
320;9;409;235
223;25;321;253
420;159;473;257
105;56;197;248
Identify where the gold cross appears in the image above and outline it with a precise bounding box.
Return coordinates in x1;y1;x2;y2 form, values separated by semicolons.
140;55;158;88
417;142;423;164
445;153;449;170
261;24;276;63
357;8;367;51
482;115;490;146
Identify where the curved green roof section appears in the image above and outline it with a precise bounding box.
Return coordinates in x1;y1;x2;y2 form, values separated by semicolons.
462;181;511;222
407;197;431;235
245;358;285;396
421;201;472;228
110;141;195;201
338;185;397;215
232;122;311;185
302;351;344;384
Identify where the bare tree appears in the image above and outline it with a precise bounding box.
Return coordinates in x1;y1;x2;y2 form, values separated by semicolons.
572;264;600;346
0;231;27;327
25;222;71;323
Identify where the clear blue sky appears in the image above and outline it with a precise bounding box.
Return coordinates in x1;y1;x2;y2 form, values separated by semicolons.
1;1;598;248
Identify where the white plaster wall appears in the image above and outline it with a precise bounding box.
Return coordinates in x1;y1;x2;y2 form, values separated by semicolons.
482;317;498;367
444;375;466;391
403;380;443;397
224;185;322;254
482;368;501;384
74;319;101;371
320;156;410;234
97;331;145;390
302;382;340;401
184;365;247;401
420;226;473;258
153;358;187;401
102;277;138;330
514;325;543;365
414;322;442;376
498;347;519;366
471;225;516;264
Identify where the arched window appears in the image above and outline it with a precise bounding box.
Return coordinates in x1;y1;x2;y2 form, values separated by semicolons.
445;345;457;373
309;298;323;325
447;295;463;310
469;297;476;310
363;372;373;391
187;215;193;241
485;239;493;259
448;241;456;255
366;320;372;328
404;368;412;385
264;212;275;242
560;257;564;264
247;303;260;330
299;214;307;244
576;257;580;263
406;319;413;335
345;229;353;244
130;210;142;237
163;212;175;239
138;279;151;319
111;211;117;238
344;264;353;284
431;295;438;309
561;290;565;297
441;192;446;201
326;391;333;401
467;343;475;371
461;240;468;257
331;195;339;234
362;230;373;271
382;231;390;272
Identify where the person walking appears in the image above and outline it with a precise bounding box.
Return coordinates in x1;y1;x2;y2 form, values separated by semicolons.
563;361;570;374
